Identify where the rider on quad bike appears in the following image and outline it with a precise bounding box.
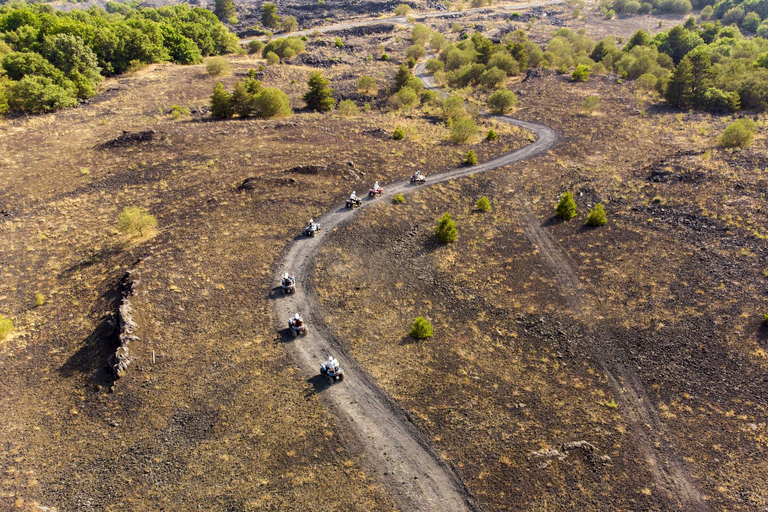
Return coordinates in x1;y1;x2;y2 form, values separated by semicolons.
288;313;307;336
410;171;426;184
369;181;383;198
281;273;295;294
305;218;320;236
346;191;362;208
320;355;345;384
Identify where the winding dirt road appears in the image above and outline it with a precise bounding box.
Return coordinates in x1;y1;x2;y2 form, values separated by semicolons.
267;8;706;511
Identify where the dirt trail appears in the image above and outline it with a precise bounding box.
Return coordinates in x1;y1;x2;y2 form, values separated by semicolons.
268;16;705;512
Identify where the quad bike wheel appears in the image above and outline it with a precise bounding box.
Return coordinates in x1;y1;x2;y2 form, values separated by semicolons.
325;375;334;385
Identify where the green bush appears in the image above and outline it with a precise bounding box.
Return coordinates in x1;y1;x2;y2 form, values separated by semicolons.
206;57;231;76
486;129;498;141
334;37;344;48
487;89;518;114
410;317;433;339
265;52;280;65
357;75;378;95
476;196;491;212
170;105;191;119
303;71;335;111
393;193;406;204
262;37;306;60
35;293;45;306
571;64;590;82
395;3;412;15
449;117;478;143
381;53;390;60
281;15;298;33
581;95;601;114
426;58;445;73
586;203;607;226
556;191;577;220
406;44;427;61
118;206;157;237
247;40;265;55
393;126;405;140
435;213;458;243
337;99;360;116
396;86;420;110
210;81;234;118
465;150;478;165
718;118;757;148
254;87;292;118
0;314;12;341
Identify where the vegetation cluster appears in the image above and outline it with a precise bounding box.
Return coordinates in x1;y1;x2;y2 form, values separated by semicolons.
0;3;238;114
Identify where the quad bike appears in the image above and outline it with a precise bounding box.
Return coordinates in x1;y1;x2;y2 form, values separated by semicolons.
288;319;308;337
305;223;321;236
368;187;383;198
281;278;296;295
320;360;345;385
346;197;362;208
410;173;426;185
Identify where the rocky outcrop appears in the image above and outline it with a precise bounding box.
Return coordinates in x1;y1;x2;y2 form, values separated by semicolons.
108;274;139;379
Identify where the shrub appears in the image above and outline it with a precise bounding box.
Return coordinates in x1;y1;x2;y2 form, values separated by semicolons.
118;206;157;237
718;118;757;148
206;57;231;76
442;94;467;122
254;88;292;118
406;44;427;61
247;40;265;55
476;196;491;212
393;193;406;204
303;71;336;111
449;116;478;143
381;53;390;60
170;105;190;119
357;75;378;95
396;86;420;110
0;314;12;341
571;64;590;82
480;67;507;89
281;15;298;33
586;203;607;226
337;99;360;116
487;89;518;114
486;129;498;141
407;57;417;69
265;51;280;65
411;24;431;45
435;213;458;243
393;127;405;140
395;3;412;15
581;95;601;114
555;191;577;220
465;150;478;165
410;316;433;339
334;37;344;48
35;293;45;306
426;58;444;73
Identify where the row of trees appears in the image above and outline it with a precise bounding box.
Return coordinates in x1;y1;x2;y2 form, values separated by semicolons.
210;70;335;118
0;3;239;114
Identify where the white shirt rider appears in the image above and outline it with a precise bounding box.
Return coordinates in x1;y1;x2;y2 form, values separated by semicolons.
350;191;357;201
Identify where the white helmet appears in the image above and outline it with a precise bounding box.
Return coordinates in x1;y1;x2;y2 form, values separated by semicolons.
294;313;301;320
352;191;356;195
284;273;289;279
309;218;313;224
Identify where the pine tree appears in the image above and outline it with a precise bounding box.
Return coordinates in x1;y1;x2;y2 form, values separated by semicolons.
665;58;694;108
261;3;280;28
435;213;458;243
214;0;235;23
303;71;335;111
555;191;577;221
586;203;607;226
210;82;233;118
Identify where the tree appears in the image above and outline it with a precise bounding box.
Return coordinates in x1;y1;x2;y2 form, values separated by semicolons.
410;317;433;339
406;44;427;61
586;203;607;226
442;94;466;121
281;15;298;33
665;57;694;108
556;191;577;220
487;88;517;113
303;71;335;111
214;0;235;23
118;206;158;237
449;117;478;143
476;196;491;212
392;127;405;140
480;67;507;89
262;3;280;28
210;81;233;118
337;99;360;116
394;63;421;92
465;150;478;165
396;86;420;110
718;118;757;148
435;213;458;243
8;76;77;113
357;75;378;96
255;88;292;118
571;64;590;81
486;129;498;141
